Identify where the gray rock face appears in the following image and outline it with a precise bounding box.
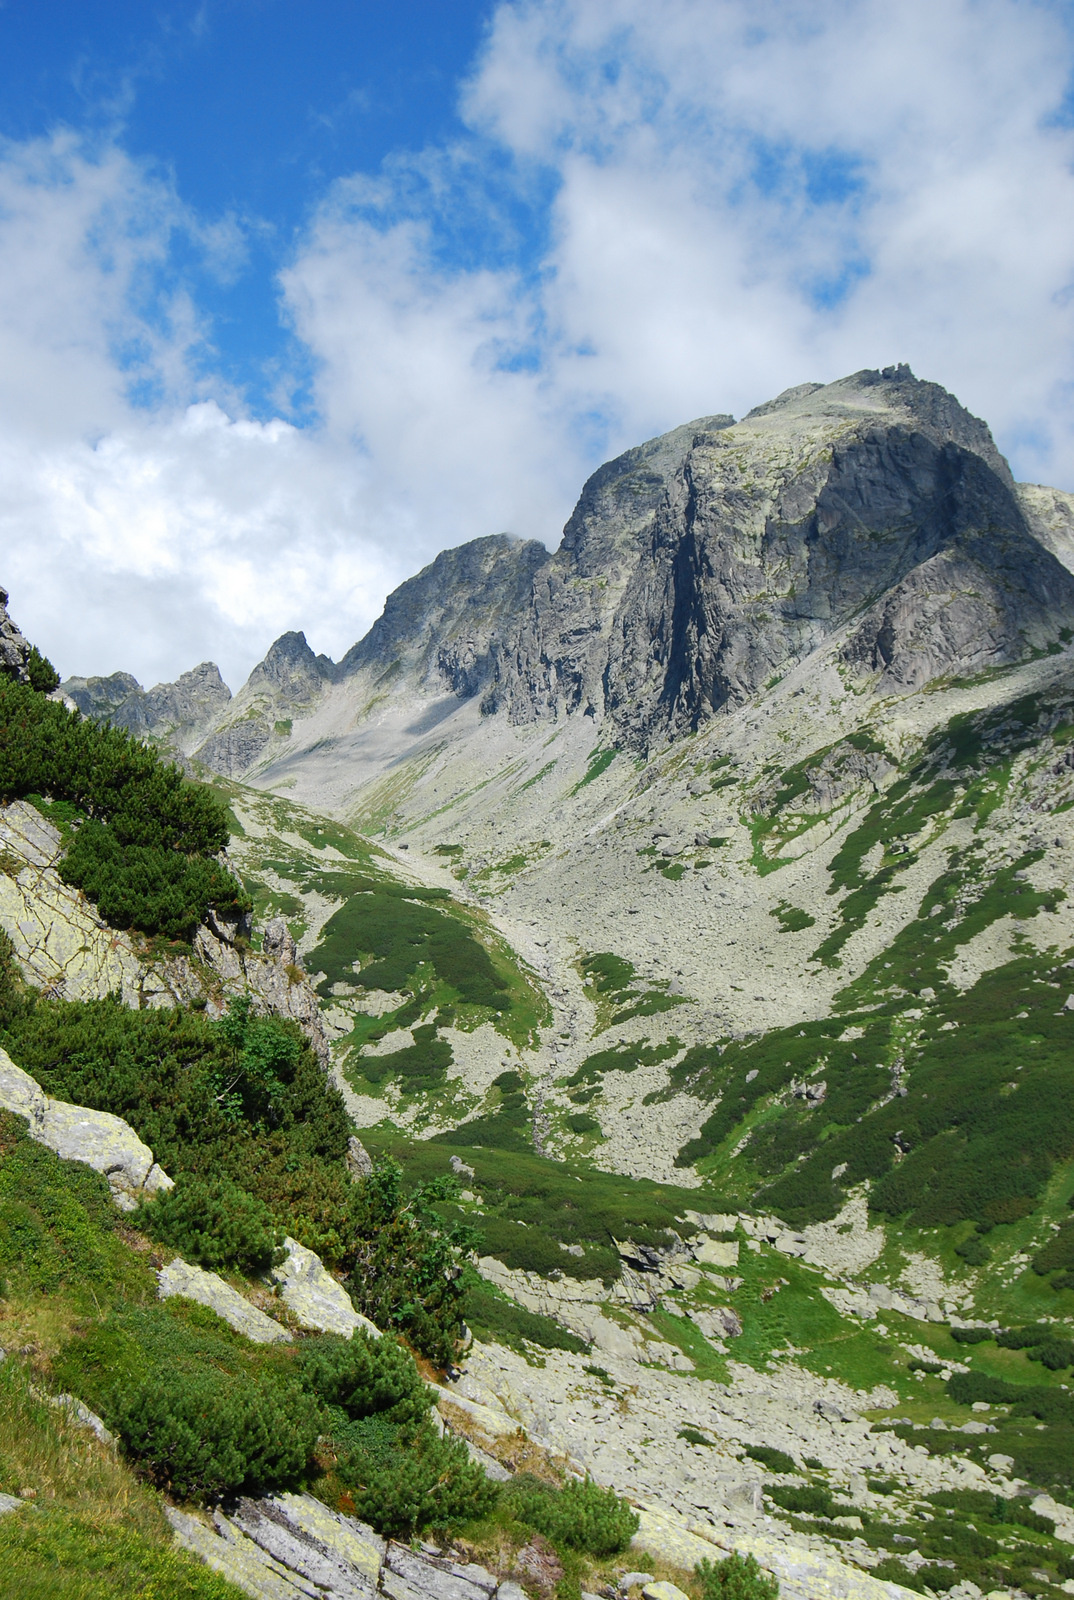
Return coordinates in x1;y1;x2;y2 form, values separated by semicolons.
76;369;1074;784
270;1236;381;1339
194;632;336;776
0;587;33;683
338;535;549;702
487;369;1074;749
166;1491;515;1600
157;1258;291;1344
62;662;232;749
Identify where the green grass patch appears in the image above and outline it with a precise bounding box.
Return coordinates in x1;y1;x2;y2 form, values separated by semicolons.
572;748;618;794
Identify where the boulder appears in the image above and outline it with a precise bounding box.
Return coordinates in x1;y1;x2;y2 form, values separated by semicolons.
693;1238;739;1268
0;1046;173;1208
158;1259;290;1344
347;1135;375;1179
270;1237;380;1339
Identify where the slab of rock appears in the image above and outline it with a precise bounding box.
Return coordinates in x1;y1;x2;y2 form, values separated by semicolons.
166;1505;311;1599
269;1493;384;1583
432;1385;520;1439
226;1499;374;1599
383;1542;495;1600
694;1239;739;1268
0;1493;24;1516
643;1584;691;1600
158;1258;290;1344
0;1046;173;1208
632;1507;723;1569
270;1237;381;1339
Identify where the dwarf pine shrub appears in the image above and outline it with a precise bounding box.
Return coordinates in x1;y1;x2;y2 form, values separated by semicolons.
504;1474;639;1555
0;675;247;938
133;1173;283;1276
334;1413;497;1538
698;1554;780;1600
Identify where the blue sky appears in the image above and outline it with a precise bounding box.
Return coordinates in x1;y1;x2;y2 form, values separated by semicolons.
0;2;498;415
0;0;1072;687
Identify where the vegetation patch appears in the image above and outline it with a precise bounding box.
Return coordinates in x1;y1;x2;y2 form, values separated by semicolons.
0;676;248;939
578;951;686;1032
571;748;618;794
364;1129;718;1288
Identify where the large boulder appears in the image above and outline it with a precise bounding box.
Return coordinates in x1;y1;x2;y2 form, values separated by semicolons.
0;1047;173;1209
270;1237;380;1340
157;1258;290;1345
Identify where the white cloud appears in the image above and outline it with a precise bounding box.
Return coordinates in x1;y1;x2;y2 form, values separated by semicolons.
1;3;1073;691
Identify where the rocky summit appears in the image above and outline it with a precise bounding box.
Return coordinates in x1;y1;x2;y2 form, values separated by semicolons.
3;366;1074;1600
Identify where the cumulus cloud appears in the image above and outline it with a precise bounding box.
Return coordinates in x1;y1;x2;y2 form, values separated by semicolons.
1;1;1073;689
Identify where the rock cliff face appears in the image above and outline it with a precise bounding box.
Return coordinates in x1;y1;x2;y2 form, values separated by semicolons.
0;587;34;683
486;368;1074;750
339;533;549;699
123;367;1074;787
62;661;232;751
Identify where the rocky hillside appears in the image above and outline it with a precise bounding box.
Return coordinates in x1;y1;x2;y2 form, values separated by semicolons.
12;367;1074;1600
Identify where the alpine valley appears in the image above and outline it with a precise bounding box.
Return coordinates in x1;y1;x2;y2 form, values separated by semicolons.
4;367;1074;1600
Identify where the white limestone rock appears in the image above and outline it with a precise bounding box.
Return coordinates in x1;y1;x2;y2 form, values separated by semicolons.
158;1258;290;1344
270;1236;380;1339
0;1046;173;1207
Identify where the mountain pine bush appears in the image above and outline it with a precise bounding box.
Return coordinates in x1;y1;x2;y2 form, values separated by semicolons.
0;675;247;938
503;1474;639;1555
54;1302;320;1503
133;1173;283;1276
698;1553;780;1600
333;1413;496;1538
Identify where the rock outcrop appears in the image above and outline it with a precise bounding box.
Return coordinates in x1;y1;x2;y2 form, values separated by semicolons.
0;799;330;1065
484;368;1074;749
166;1492;526;1600
0;1047;173;1209
270;1236;381;1339
157;1258;291;1344
61;661;232;752
103;366;1074;802
0;587;33;684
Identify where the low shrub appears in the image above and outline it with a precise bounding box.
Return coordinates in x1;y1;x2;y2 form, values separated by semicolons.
60;822;245;942
0;1110;149;1301
0;674;247;938
745;1446;798;1474
766;1484;836;1518
54;1303;319;1503
333;1413;496;1538
297;1330;431;1428
313;884;509;1012
697;1552;780;1600
1033;1220;1074;1276
947;1371;1020;1406
504;1473;639;1555
111;1361;317;1502
927;1489;1055;1533
954;1236;991;1266
133;1173;283;1276
339;1161;476;1364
